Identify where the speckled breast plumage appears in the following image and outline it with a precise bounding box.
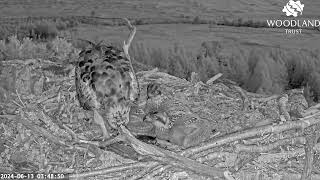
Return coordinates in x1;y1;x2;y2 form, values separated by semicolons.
75;44;139;126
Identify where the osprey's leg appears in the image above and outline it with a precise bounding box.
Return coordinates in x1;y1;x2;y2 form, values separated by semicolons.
93;109;110;140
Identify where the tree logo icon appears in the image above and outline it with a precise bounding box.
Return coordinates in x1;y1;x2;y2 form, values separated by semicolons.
282;0;304;17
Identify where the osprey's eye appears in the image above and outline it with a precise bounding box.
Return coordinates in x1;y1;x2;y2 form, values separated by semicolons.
150;111;158;115
78;61;85;67
87;59;93;63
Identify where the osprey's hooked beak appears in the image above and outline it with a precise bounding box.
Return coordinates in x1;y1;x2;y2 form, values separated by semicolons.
142;111;168;126
143;112;155;122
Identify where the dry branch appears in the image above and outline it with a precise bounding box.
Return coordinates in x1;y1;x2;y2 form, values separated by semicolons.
301;130;319;180
301;143;314;180
257;143;320;164
123;18;137;77
232;85;250;111
0;102;72;147
69;162;152;179
182;112;320;157
206;73;223;85
0;58;55;65
236;171;320;180
235;136;306;153
126;162;160;180
141;165;170;180
18;112;68;146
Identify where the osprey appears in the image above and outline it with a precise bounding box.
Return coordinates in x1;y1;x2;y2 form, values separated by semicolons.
75;19;139;140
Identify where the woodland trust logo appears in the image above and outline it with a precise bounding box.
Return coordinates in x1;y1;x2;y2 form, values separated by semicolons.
266;0;320;34
282;0;304;17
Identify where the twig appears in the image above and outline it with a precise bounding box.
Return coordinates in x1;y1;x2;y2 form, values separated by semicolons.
76;134;125;147
301;131;318;180
0;59;40;65
301;143;314;180
235;136;306;153
232;85;250;111
303;105;320;117
206;73;223;85
18;112;68;147
62;124;80;143
242;133;272;144
122;18;136;76
127;162;160;180
257;143;320;164
15;89;26;107
224;171;237;180
0;114;16;120
234;171;320;180
69;162;151;179
141;164;170;180
11;99;23;108
32;103;72;140
309;103;320;110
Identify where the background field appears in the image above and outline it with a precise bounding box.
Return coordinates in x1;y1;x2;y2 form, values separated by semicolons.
1;0;320;49
1;0;320;19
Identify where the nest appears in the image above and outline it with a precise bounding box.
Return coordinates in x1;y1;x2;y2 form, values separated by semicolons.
1;59;320;180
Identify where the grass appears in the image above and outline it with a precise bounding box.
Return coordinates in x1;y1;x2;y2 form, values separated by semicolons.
0;36;77;62
86;37;320;103
1;35;319;103
0;18;79;40
129;41;320;102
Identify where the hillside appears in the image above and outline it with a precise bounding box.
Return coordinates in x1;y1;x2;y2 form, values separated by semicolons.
1;0;320;19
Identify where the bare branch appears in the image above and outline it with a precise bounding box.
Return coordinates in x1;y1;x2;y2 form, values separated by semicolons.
235;136;306;153
123;18;136;56
69;162;151;179
182;112;320;158
206;73;223;85
141;164;170;180
127;162;160;180
122;18;136;72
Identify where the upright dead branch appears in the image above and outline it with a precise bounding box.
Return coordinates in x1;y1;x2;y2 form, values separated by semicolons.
123;18;136;76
